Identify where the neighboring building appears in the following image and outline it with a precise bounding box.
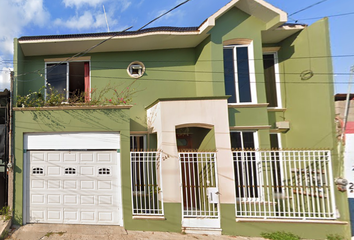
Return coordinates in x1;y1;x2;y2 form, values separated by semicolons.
12;0;350;239
0;89;10;209
335;93;354;239
335;94;354;136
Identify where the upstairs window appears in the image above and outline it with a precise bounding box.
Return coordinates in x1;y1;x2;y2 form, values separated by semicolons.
223;44;257;104
46;61;90;101
263;53;282;108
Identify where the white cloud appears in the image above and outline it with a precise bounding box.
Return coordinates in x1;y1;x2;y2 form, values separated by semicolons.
62;0;107;8
0;68;11;90
120;0;131;12
62;0;131;12
0;0;50;55
54;11;118;30
0;56;12;90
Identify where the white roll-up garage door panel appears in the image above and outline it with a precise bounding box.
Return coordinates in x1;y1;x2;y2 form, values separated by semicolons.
27;150;121;225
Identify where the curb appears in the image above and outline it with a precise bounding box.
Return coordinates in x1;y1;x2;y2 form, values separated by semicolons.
0;217;12;239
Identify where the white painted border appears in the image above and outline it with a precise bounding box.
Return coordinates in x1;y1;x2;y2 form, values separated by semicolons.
224;43;257;104
23;132;124;226
24;132;120;150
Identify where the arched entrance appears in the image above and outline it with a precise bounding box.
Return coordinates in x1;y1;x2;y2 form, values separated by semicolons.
176;126;220;230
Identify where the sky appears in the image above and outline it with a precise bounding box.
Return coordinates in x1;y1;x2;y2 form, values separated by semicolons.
0;0;353;93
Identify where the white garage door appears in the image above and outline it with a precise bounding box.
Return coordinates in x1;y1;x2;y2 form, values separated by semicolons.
27;150;121;225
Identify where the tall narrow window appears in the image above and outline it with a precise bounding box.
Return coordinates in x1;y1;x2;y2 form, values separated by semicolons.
130;135;146;151
263;53;281;108
230;132;261;199
46;61;90;100
46;63;67;96
270;133;282;194
231;131;261;199
223;44;256;104
130;135;146;193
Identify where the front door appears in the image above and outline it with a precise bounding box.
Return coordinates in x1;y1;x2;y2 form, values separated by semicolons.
179;151;220;229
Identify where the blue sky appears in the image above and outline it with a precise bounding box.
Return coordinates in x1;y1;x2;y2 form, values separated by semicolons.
0;0;353;93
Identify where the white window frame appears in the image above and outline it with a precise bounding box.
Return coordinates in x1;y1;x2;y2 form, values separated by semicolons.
44;61;91;100
224;43;258;105
263;52;282;108
270;132;282;149
231;131;263;201
127;61;145;78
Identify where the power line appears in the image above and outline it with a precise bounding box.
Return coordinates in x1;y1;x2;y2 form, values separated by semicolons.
6;53;354;65
15;72;354;84
15;0;192;79
138;0;191;30
15;26;133;78
289;0;329;17
291;11;354;21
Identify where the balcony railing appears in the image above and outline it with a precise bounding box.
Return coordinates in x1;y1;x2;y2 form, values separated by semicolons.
130;151;164;216
233;150;336;220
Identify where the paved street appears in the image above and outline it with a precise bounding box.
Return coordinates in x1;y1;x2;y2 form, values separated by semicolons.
5;224;266;240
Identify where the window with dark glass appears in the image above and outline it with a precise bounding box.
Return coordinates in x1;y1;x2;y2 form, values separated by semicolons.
99;168;110;175
65;167;76;175
263;54;278;107
46;62;90;100
130;135;146;192
231;131;260;199
223;45;253;103
130;135;145;151
270;134;282;194
32;167;44;175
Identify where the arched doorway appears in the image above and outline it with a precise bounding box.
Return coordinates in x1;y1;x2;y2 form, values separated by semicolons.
176;126;220;229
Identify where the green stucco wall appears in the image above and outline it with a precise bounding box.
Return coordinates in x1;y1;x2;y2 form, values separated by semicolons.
278;18;336;150
12;6;350;240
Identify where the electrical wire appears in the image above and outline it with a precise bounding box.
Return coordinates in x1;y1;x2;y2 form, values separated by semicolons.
138;0;191;30
15;0;192;79
5;53;354;65
291;11;354;21
289;0;329;17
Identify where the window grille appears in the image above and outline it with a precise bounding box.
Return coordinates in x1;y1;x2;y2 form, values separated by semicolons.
130;151;164;216
233;150;336;220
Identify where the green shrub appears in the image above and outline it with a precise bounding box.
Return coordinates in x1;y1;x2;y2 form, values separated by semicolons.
0;206;11;221
326;234;344;240
261;231;301;240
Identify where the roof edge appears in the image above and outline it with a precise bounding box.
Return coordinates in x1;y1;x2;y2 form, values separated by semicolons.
198;0;288;34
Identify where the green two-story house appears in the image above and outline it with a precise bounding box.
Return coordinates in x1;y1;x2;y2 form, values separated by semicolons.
12;0;350;239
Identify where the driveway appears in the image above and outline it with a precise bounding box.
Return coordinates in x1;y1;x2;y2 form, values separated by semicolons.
5;224;266;240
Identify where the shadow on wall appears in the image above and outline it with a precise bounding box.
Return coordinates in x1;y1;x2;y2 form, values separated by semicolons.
26;109;130;132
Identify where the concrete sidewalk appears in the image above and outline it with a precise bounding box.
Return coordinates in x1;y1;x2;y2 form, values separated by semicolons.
5;224;266;240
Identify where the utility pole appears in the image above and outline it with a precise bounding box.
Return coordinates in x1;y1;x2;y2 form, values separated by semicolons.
342;65;354;141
